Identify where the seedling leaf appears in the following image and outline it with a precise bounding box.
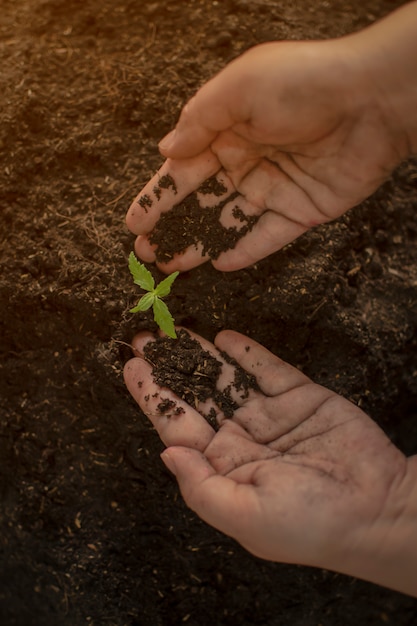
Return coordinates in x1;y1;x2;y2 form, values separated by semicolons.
152;298;176;338
128;253;178;337
128;252;155;291
129;292;155;313
154;271;180;298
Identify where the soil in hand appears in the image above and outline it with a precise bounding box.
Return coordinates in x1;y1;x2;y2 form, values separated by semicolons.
143;328;259;430
148;175;259;263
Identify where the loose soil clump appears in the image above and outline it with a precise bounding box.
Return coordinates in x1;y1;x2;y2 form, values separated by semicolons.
143;328;258;429
149;176;259;262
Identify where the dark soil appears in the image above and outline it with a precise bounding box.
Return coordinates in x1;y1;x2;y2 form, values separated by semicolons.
143;328;259;429
1;1;417;625
147;175;258;261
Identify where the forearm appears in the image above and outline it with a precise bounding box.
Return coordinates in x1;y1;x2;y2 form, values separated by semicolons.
348;1;417;158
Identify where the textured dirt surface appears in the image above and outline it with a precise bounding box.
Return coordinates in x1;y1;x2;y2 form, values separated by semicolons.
1;1;417;624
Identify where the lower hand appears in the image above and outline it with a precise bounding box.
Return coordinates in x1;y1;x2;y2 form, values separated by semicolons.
124;329;416;594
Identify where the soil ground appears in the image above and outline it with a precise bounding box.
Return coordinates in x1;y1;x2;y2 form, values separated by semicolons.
1;1;417;624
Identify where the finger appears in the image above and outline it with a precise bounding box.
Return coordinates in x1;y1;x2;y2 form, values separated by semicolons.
214;331;342;445
159;327;260;409
228;384;336;446
202;419;279;474
211;133;332;226
212;208;307;271
130;165;244;270
161;446;260;541
158;64;244;159
136;190;260;273
132;327;259;421
127;331;219;442
133;234;157;263
129;329;156;357
158;99;217;158
158;43;269;160
124;356;215;450
134;234;209;273
130;330;222;425
218;191;261;225
231;154;322;226
210;154;325;271
214;330;310;396
126;150;220;235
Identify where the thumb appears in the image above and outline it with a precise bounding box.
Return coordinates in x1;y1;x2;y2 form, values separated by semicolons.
158;61;243;159
161;447;256;540
158;95;218;158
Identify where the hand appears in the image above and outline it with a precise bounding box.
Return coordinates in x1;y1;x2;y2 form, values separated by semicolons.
126;36;410;273
124;329;417;595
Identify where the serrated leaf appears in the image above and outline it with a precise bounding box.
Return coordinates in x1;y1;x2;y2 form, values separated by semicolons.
154;271;179;298
152;298;176;338
129;292;155;313
128;252;155;291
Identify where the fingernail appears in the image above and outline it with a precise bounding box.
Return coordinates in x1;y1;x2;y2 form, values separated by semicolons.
160;450;177;476
158;129;176;152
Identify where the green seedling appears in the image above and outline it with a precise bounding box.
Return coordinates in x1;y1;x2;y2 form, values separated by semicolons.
128;252;179;339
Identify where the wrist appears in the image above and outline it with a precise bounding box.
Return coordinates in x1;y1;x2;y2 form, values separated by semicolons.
337;455;417;596
346;2;417;158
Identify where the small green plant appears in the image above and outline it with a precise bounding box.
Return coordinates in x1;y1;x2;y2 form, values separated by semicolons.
128;252;179;338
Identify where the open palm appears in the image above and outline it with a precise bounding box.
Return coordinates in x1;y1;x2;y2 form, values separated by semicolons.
124;328;407;572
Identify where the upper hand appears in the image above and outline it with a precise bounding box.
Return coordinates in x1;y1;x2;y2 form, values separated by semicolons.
126;39;407;273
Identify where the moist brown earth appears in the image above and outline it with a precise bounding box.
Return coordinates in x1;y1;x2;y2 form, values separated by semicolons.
1;1;417;625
